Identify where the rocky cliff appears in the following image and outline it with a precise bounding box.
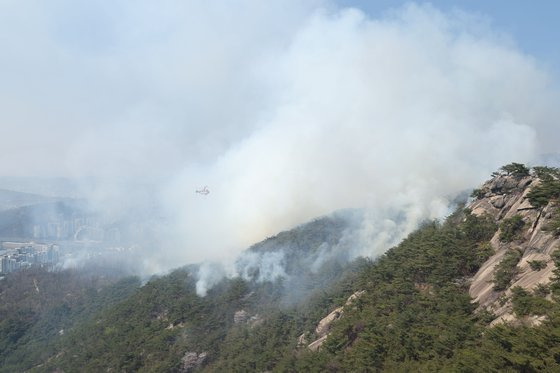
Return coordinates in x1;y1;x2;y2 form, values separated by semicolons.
468;169;559;325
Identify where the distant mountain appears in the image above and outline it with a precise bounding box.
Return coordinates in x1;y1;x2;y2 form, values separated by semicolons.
0;200;88;240
0;189;56;211
0;176;81;199
538;152;560;167
0;190;85;240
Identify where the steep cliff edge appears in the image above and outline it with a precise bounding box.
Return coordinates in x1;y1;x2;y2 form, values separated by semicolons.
468;166;560;325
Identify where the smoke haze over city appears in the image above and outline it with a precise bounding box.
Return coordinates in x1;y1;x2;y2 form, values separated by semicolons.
1;1;559;284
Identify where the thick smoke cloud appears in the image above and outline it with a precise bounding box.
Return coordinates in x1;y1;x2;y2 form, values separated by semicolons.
162;3;557;269
1;2;559;287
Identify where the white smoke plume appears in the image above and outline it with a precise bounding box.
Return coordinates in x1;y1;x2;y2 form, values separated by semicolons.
161;3;557;269
0;2;559;293
237;250;288;283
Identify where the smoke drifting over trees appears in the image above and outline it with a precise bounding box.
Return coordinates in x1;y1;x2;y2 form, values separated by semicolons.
1;1;559;282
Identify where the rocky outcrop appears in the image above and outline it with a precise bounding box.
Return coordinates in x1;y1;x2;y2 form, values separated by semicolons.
180;351;207;372
315;306;344;338
297;333;308;347
166;321;186;330
308;335;329;352
248;314;263;328
305;290;365;351
345;290;366;305
233;309;262;327
468;173;560;325
234;310;249;324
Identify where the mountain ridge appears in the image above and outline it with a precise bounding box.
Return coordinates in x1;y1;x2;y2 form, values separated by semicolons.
3;163;560;371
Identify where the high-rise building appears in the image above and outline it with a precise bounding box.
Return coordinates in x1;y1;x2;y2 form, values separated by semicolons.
1;256;8;273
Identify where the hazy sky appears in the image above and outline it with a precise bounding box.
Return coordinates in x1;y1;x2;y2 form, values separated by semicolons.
1;1;559;272
345;1;560;75
1;0;558;178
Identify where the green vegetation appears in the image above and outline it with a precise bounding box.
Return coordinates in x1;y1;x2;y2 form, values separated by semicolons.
527;166;560;208
291;207;560;372
511;286;553;317
0;208;497;372
534;283;550;298
290;209;498;371
544;211;560;237
447;316;560;371
9;164;560;372
528;259;547;271
527;181;560;208
493;249;523;291
470;188;484;200
13;215;362;372
548;250;560;298
532;166;560;181
51;269;245;372
499;215;525;242
0;268;140;373
476;242;494;264
500;163;530;178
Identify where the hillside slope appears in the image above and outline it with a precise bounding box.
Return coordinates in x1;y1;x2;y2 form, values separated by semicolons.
2;214;364;372
3;164;560;372
297;164;560;371
30;196;500;371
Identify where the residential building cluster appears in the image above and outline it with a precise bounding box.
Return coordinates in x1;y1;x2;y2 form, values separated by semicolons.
0;242;60;274
32;217;121;242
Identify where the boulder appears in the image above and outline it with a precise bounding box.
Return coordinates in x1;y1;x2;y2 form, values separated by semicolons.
308;335;328;352
297;333;308;347
518;177;533;189
490;195;506;209
234;310;249;324
180;351;207;372
489;175;519;193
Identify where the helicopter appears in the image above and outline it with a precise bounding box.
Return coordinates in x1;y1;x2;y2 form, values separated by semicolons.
195;186;210;195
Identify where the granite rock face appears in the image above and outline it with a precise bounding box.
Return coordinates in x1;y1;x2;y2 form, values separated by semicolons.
468;173;559;325
306;290;365;351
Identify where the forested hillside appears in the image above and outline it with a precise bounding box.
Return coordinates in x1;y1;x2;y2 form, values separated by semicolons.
3;165;560;372
0;269;140;372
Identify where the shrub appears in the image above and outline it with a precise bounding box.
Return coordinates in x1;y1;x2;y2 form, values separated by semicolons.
470;188;485;199
497;294;509;306
532;166;560;181
476;308;497;324
499;215;525;242
528;260;547;271
476;242;494;265
528;185;560;208
543;211;560;237
461;211;498;242
551;250;560;265
500;163;530;178
533;283;550;298
493;249;523;291
511;286;553;316
527;172;560;208
549;250;560;297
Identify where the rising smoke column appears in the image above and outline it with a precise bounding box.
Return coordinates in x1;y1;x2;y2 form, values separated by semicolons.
0;2;558;281
162;3;556;275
